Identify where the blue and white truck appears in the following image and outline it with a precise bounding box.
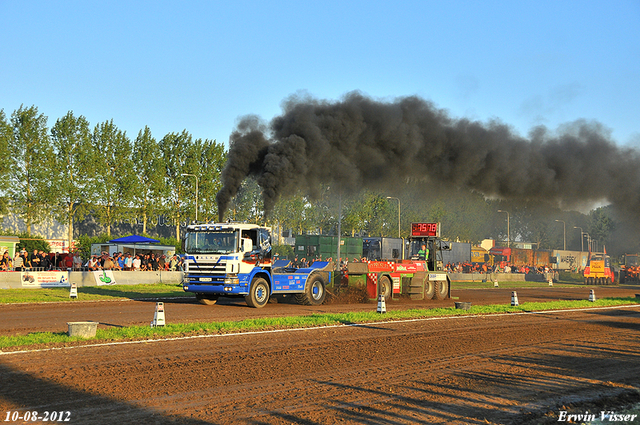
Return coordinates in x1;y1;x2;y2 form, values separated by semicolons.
181;222;332;308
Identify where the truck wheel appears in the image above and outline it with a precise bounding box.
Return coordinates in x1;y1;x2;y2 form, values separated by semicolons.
296;275;326;306
196;293;218;305
424;280;436;299
433;280;448;300
245;277;270;308
605;277;612;285
379;275;392;301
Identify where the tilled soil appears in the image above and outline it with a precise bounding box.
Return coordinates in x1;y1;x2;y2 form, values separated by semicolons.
0;285;639;424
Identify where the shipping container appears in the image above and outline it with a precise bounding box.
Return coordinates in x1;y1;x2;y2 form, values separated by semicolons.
489;247;552;268
441;242;471;265
295;235;363;261
550;250;589;270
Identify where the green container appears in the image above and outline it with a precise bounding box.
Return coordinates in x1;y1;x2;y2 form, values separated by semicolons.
295;235;308;247
347;237;362;247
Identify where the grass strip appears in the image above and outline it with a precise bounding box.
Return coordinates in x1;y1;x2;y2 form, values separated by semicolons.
1;297;638;351
0;284;191;304
0;280;590;304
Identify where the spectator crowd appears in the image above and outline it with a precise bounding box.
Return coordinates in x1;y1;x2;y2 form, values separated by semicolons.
0;249;183;272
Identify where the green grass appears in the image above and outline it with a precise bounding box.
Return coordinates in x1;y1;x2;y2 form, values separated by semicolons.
1;297;638;351
0;283;191;304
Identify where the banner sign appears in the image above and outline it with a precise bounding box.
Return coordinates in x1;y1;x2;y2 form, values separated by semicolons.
21;271;70;288
93;270;117;286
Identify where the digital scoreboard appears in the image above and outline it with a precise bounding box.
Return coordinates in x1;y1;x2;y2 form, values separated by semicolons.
410;222;440;237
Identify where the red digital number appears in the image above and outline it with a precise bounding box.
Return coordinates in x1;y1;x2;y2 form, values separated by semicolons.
411;222;438;236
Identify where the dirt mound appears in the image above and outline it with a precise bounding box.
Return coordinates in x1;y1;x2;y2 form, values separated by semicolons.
325;285;370;304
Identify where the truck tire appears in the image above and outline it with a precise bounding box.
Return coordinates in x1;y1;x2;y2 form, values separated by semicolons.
433;280;448;300
245;277;270;308
379;275;392;301
295;274;326;306
196;293;219;305
424;280;436;299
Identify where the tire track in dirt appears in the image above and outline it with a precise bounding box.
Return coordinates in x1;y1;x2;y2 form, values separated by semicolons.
2;306;638;424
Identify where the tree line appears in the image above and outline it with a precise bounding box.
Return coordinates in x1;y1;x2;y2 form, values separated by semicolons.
0;105;629;256
0;105;226;247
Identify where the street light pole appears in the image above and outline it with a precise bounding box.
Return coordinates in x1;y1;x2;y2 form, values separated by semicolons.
497;210;510;247
386;197;401;238
584;232;591;252
573;226;584;252
181;173;199;222
555;220;566;250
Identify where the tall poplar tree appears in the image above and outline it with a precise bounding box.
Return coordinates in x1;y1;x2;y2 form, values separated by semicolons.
161;130;193;240
193;138;226;222
90;120;134;236
8;105;54;234
0;110;11;214
50;111;94;250
132;126;166;234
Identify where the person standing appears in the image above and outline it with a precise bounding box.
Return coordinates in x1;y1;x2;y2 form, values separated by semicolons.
13;251;24;271
72;252;83;271
63;253;73;270
0;251;12;271
29;249;40;269
169;254;178;271
39;251;50;271
103;256;115;270
132;254;141;271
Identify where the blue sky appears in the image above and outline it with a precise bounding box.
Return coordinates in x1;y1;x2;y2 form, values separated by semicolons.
1;0;639;147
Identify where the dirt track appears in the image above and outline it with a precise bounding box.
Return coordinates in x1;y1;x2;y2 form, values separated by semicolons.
0;285;637;337
0;286;639;424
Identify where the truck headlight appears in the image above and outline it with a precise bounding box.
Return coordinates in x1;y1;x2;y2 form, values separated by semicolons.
224;276;239;285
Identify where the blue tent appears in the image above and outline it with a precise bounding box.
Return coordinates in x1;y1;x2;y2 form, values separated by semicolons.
108;235;161;255
108;235;160;244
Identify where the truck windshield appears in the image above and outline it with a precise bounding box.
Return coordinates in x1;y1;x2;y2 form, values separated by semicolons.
183;231;237;254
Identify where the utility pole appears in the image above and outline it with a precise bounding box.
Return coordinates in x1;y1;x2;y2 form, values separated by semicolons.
497;210;510;247
555;220;566;250
574;226;584;252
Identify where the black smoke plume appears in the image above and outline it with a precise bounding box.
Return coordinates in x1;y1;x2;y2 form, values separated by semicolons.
216;92;640;221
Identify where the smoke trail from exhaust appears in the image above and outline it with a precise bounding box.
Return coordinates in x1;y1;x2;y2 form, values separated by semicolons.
216;92;640;221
